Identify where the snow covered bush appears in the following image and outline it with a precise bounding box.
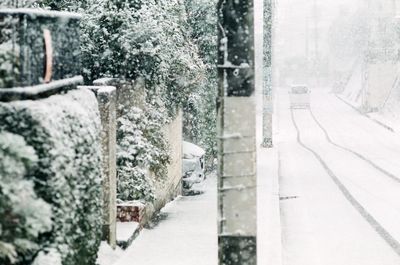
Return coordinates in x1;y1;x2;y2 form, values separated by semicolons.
81;0;205;116
117;104;170;202
0;132;53;265
38;0;88;11
32;249;61;265
0;15;20;88
0;88;102;265
183;0;218;163
40;0;216;200
77;0;207;201
0;51;19;89
0;0;38;8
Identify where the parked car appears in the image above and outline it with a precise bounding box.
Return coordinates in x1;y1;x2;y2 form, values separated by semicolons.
289;84;310;109
182;141;205;190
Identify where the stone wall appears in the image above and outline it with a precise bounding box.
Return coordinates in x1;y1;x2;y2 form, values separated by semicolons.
153;110;183;212
92;78;183;222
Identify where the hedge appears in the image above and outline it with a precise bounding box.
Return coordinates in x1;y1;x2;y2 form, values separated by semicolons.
0;87;102;265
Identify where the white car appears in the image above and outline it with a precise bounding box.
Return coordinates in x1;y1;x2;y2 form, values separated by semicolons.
289;85;311;109
182;141;205;190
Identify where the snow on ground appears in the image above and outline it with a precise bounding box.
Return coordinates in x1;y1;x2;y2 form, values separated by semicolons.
97;242;124;265
338;70;400;133
113;175;217;265
106;84;279;265
339;62;363;108
116;222;140;242
277;88;400;265
256;94;282;265
369;84;400;133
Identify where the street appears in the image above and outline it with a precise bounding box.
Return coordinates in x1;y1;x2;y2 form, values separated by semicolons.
277;88;400;265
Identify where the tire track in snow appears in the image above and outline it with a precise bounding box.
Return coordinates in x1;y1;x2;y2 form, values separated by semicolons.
290;109;400;257
308;108;400;184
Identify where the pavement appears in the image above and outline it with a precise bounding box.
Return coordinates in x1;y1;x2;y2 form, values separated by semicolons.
112;175;218;265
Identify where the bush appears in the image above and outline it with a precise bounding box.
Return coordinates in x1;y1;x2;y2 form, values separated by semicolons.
0;88;102;265
117;104;170;202
0;132;53;265
183;0;218;162
81;0;205;116
80;0;206;201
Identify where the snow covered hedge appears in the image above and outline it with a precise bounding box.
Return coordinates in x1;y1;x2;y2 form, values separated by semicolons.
0;88;102;265
0;132;52;265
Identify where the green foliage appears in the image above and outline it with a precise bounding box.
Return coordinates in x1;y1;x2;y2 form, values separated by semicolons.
79;0;210;200
38;0;88;11
117;103;170;202
183;0;218;163
81;0;205;116
0;132;53;265
0;16;20;88
0;51;19;89
0;89;102;265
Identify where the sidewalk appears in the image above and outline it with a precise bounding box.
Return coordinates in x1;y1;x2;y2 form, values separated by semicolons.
99;96;282;265
256;96;282;265
113;176;218;265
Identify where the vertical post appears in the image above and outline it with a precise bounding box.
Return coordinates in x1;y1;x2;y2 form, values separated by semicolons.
217;1;257;264
262;0;273;148
313;0;319;86
86;85;118;249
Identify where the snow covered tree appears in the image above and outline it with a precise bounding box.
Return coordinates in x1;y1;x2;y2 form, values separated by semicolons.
81;0;205;114
80;0;206;201
0;0;37;7
183;0;218;165
37;0;88;11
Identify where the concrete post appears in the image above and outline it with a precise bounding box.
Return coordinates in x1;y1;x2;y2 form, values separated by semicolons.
217;1;257;264
82;85;117;249
93;78;146;118
262;0;273;148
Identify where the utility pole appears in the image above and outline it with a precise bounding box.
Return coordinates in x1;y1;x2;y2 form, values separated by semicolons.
217;0;257;264
262;0;273;148
305;16;310;84
313;0;319;86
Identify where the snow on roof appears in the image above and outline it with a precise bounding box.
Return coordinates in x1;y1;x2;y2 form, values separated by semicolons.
183;141;205;157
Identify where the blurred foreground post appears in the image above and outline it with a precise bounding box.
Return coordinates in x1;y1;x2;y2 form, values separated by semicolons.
217;1;257;264
262;0;273;148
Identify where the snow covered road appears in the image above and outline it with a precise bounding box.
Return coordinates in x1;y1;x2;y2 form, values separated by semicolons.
277;89;400;265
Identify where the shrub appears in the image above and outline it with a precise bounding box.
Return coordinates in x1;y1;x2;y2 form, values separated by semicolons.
80;0;205;201
183;0;218;162
0;88;102;265
0;132;53;265
117;104;170;202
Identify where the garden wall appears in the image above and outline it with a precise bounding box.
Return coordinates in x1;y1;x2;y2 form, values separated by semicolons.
152;110;183;213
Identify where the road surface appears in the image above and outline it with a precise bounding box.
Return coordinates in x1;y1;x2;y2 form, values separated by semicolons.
277;88;400;265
